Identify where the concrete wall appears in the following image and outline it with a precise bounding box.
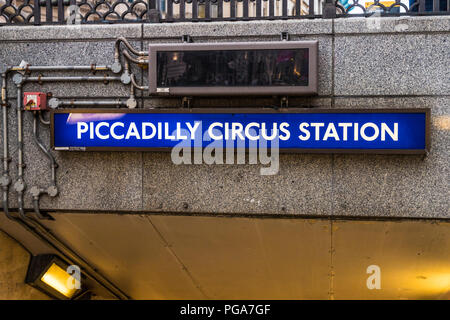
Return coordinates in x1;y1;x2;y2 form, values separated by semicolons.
0;230;50;299
0;16;448;219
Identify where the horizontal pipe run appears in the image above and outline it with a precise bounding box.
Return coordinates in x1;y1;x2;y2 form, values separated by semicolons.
25;76;121;82
10;65;111;72
130;74;149;91
123;50;149;65
55;100;126;107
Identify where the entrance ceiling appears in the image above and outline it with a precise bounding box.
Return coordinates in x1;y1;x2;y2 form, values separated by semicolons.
27;213;449;300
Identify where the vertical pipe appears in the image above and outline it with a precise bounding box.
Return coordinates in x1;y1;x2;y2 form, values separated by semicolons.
1;74;8;176
33;113;57;185
1;73;14;220
15;84;27;220
17;86;23;180
31;113;57;220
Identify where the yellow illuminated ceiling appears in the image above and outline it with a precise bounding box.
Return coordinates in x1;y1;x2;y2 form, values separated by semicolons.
28;213;450;300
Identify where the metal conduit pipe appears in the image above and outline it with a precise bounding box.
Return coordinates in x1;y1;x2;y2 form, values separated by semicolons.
130;73;149;91
39;112;50;126
24;76;122;82
114;37;148;59
0;83;127;298
122;50;149;66
0;64;129;299
113;37;148;75
13;84;27;220
10;65;112;72
48;98;127;108
1;72;15;221
32;113;57;183
30;113;57;220
129;80;136;108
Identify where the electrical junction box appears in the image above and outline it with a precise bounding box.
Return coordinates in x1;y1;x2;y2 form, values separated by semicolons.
24;92;47;111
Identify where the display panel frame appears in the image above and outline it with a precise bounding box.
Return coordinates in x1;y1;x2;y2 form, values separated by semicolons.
148;41;318;96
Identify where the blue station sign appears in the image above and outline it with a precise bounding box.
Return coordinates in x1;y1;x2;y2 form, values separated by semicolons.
51;109;430;154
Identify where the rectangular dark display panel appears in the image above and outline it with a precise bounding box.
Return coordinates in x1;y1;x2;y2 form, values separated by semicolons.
148;41;318;96
156;49;309;87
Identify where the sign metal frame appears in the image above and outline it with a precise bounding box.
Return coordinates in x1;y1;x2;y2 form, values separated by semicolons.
50;108;431;154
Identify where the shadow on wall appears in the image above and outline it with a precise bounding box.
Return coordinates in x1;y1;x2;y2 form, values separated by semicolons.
0;229;50;300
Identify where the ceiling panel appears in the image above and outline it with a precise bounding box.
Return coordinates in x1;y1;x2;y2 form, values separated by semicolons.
332;220;450;300
150;215;331;299
42;213;206;299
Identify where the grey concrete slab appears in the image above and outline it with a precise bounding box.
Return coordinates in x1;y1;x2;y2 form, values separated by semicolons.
143;20;332;39
334;33;450;96
142;152;333;216
39;151;143;212
0;24;142;41
334;16;450;35
332;97;450;218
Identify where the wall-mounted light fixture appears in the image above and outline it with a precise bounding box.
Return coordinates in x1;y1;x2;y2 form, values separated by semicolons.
25;254;85;300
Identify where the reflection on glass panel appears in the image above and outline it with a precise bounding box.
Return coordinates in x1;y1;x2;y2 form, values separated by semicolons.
157;49;309;87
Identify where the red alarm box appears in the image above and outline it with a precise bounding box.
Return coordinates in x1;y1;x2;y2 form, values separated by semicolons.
23;92;47;110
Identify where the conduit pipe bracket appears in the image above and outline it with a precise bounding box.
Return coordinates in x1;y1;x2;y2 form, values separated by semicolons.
280;96;289;108
120;72;131;85
281;31;290;41
182;34;193;43
13;179;25;192
12;73;24;86
0;175;11;188
111;61;122;74
182;96;193;109
48;98;59;109
126;97;137;109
